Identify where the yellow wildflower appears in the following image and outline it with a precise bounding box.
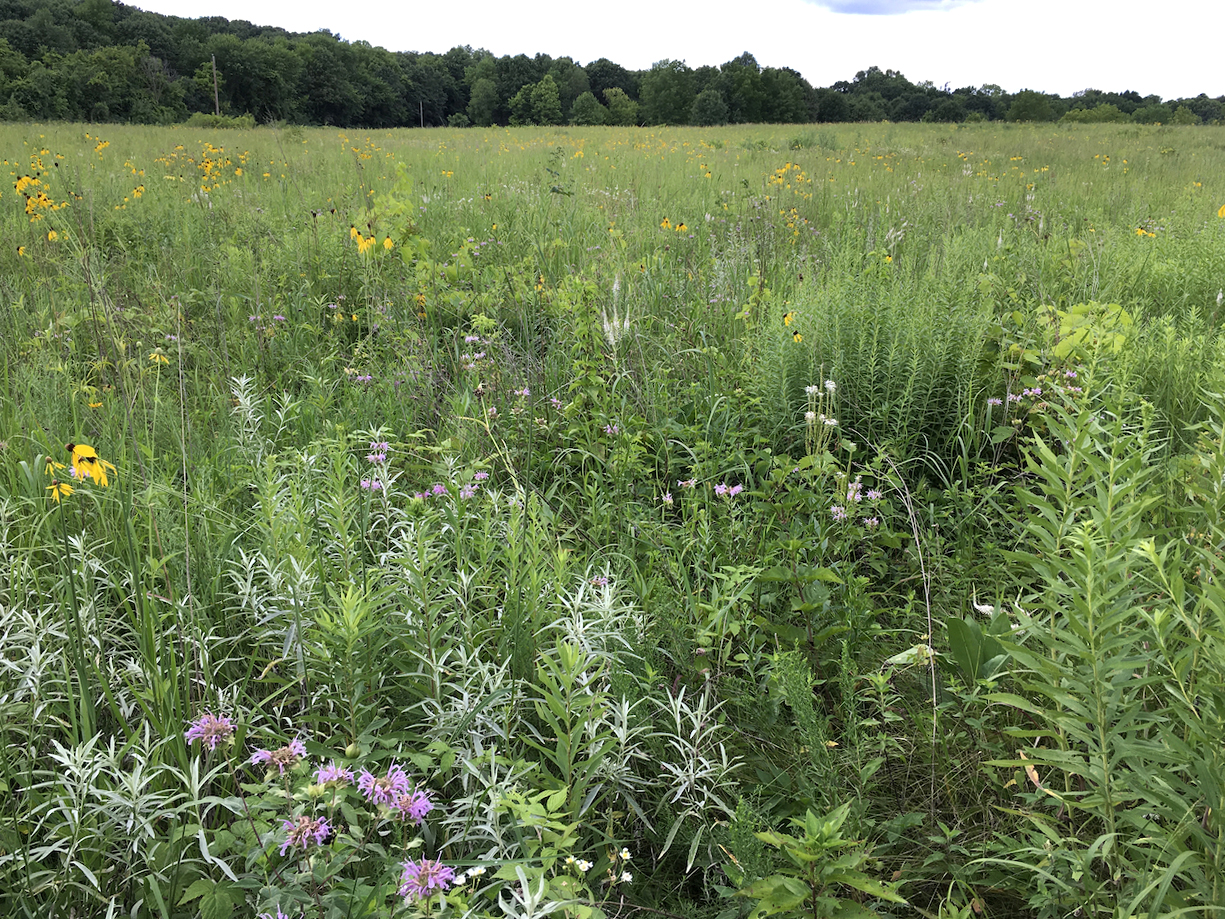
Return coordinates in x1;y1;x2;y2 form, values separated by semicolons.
783;310;796;327
792;331;803;343
46;481;74;503
47;230;57;241
66;442;117;487
383;236;394;251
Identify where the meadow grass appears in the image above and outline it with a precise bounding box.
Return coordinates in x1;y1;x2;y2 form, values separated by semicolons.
2;120;1225;919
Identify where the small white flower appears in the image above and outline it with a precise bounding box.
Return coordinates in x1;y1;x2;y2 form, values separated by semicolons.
805;411;816;423
805;384;821;395
621;871;633;883
619;847;631;861
468;866;487;878
565;856;576;865
824;379;836;393
576;859;593;872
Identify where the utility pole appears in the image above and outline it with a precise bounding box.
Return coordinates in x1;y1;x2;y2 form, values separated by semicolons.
211;54;220;116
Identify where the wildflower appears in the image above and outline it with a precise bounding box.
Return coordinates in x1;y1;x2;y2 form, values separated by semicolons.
661;492;673;505
250;739;308;775
591;576;609;587
619;847;632;861
47;229;57;241
392;788;434;824
678;478;696;489
865;489;883;501
149;351;170;365
805;411;817;423
987;397;1002;406
488;407;497;418
824;380;836;393
621;871;633;883
257;908;294;919
792;331;803;343
550;398;563;409
714;483;728;497
430;483;448;497
279;815;332;857
604;423;619;435
358;762;411;806
514;387;531;397
783;310;796;326
459;484;477;500
1007;393;1022;403
863;517;880;528
383;236;394;250
366;451;386;463
466;866;487;879
316;761;354;785
473;471;489;481
576;859;593;872
66;443;117;487
399;858;455;902
1023;387;1042;397
831;505;847;522
186;712;235;751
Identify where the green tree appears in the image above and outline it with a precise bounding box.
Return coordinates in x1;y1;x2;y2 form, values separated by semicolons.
569;90;606;125
690;88;727;125
467;76;498;126
639;59;693;125
530;73;563;125
603;87;638;126
1007;89;1055;122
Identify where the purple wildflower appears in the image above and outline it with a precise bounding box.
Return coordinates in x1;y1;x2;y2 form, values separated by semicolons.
399;858;455;902
273;315;286;322
591;575;609;587
987;397;1003;407
473;471;489;481
464;335;482;343
250;739;308;775
316;761;354;786
1023;387;1042;398
550;398;563;409
514;387;531;397
430;483;448;497
392;788;435;825
831;506;847;522
728;484;743;497
661;492;673;505
366;452;387;464
678;478;696;489
866;489;883;501
1007;393;1022;403
714;483;728;497
279;815;332;857
185;712;235;751
604;424;619;435
358;762;411;806
459;484;477;500
863;517;880;528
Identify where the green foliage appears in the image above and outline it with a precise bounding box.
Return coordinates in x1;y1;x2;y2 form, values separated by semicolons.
735;803;906;918
691;89;729;126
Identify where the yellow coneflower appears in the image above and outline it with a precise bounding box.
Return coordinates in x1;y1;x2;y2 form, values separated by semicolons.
383;236;394;251
66;442;117;487
46;480;73;503
783;310;796;327
793;331;803;343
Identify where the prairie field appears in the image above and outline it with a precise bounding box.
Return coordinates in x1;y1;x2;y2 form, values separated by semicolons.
3;120;1225;919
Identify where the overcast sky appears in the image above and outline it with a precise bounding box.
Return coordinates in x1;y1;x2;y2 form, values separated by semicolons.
132;0;1218;101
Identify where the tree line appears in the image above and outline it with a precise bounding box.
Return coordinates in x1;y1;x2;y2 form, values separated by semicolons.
0;0;1221;127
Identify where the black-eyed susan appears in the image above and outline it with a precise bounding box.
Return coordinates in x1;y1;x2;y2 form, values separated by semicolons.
66;442;116;487
783;310;796;327
46;480;73;503
792;331;803;343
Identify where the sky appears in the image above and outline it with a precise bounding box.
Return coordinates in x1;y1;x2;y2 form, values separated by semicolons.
131;0;1219;102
